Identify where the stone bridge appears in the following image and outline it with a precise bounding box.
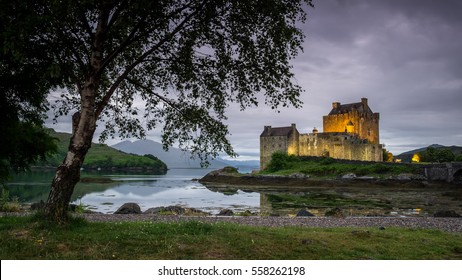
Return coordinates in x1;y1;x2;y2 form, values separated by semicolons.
421;163;462;184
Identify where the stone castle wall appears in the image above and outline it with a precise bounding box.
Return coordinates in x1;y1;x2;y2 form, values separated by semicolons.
261;132;382;169
299;133;382;162
260;135;291;169
323;112;380;144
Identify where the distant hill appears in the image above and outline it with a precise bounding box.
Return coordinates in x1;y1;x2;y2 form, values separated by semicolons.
395;144;462;163
111;139;228;169
111;139;260;170
37;130;167;174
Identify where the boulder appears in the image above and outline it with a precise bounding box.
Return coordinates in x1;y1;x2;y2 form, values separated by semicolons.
217;209;234;216
30;200;45;211
342;173;356;179
114;203;142;214
296;209;315;217
433;210;461;217
325;207;345;218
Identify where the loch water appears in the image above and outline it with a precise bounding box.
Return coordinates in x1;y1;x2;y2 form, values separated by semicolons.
5;168;462;216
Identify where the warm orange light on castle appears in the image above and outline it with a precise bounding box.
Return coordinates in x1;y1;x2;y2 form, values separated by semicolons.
287;145;297;155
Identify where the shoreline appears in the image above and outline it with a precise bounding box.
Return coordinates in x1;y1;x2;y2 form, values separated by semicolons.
1;212;461;232
199;173;457;188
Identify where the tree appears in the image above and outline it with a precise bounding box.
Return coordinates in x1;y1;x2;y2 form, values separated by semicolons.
418;147;455;163
0;1;58;183
10;0;313;223
382;148;393;162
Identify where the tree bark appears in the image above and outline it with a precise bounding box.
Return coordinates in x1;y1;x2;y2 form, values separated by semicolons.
44;6;109;223
44;86;98;223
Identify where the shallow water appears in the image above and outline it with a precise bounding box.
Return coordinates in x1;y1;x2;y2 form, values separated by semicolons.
6;169;462;216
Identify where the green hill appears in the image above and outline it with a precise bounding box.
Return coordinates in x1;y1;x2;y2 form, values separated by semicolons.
36;130;167;174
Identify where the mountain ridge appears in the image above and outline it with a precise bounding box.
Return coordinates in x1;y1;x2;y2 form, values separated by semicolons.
111;139;228;169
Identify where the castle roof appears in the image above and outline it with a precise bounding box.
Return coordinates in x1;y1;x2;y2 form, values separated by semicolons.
260;126;298;137
328;98;373;116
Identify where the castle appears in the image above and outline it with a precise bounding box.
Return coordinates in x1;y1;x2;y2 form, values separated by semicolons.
260;98;383;169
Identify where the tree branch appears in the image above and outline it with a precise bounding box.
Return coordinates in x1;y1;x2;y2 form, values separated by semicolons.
125;77;181;113
106;0;129;30
94;1;208;118
97;1;196;77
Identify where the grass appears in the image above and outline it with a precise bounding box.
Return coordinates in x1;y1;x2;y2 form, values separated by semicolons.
261;154;418;178
0;216;461;259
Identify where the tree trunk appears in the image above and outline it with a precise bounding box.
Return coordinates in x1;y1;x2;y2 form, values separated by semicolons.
44;96;97;223
44;7;107;223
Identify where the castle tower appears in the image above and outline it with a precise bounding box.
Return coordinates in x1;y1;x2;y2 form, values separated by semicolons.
259;124;300;169
322;98;380;144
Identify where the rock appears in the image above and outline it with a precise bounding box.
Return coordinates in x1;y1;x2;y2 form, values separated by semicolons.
296;209;315;217
410;174;427;181
433;210;461;217
342;173;356;179
144;206;210;216
325;207;345;218
144;207;164;214
395;174;413;180
379;226;386;230
165;206;186;215
290;173;308;178
357;176;375;180
217;209;234;216
143;206;184;214
184;207;210;216
30;200;45;211
114;203;142;214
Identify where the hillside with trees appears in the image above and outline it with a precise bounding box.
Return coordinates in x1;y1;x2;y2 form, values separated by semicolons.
37;130;167;174
395;145;462;163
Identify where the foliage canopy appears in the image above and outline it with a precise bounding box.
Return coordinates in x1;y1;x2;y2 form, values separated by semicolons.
2;0;313;222
0;1;59;182
38;0;312;162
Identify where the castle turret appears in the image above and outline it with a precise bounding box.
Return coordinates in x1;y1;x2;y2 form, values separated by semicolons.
361;97;368;107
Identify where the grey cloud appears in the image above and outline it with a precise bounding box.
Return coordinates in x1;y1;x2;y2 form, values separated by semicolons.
47;0;462;159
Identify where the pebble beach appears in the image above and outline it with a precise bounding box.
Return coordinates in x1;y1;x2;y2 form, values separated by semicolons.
80;214;462;233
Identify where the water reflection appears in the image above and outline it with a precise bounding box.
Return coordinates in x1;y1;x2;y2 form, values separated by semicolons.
204;183;462;217
6;169;462;216
6;169;261;214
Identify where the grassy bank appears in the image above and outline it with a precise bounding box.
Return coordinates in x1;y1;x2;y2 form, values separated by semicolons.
261;153;418;178
36;130;167;173
1;216;461;259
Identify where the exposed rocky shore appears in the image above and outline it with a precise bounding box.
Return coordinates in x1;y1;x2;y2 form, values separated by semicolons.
198;167;455;188
2;202;461;232
78;214;462;233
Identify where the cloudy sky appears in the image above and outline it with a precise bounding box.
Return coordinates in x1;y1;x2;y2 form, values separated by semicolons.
47;0;462;160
